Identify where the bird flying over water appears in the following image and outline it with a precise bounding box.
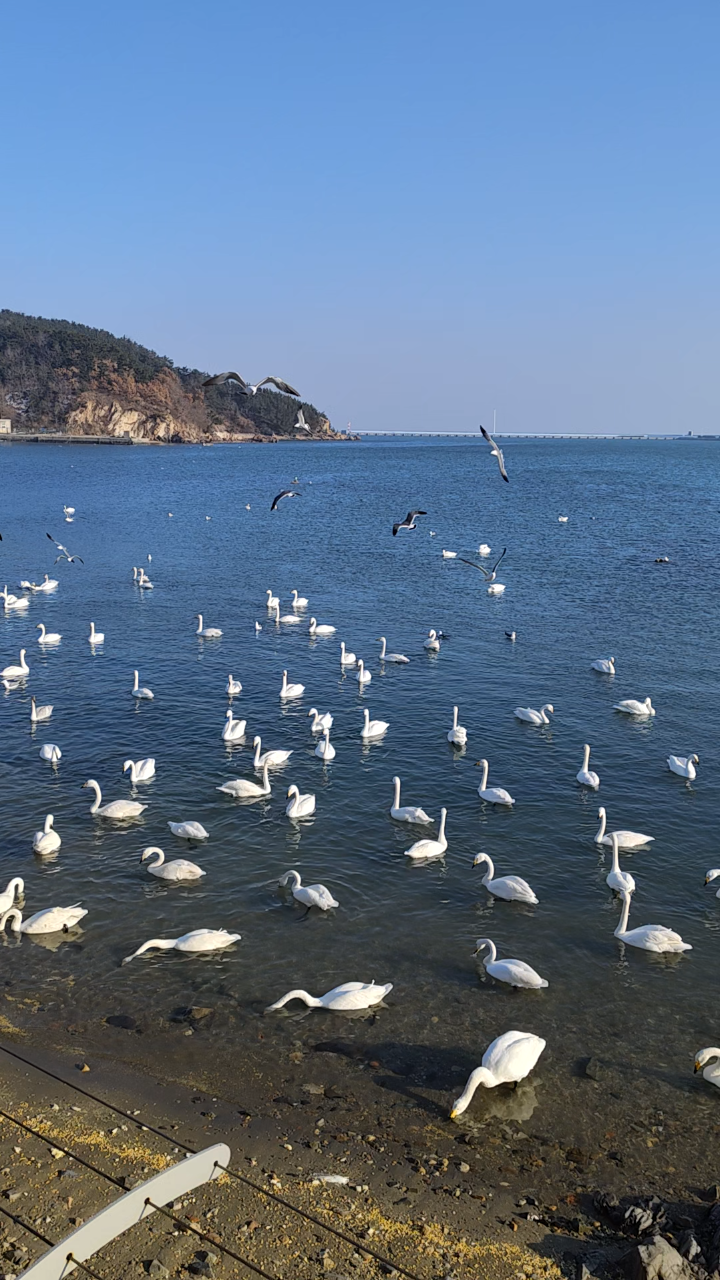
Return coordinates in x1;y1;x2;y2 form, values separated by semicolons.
459;548;507;582
270;490;301;512
392;510;428;536
46;533;83;564
203;372;300;396
480;424;509;482
295;408;310;432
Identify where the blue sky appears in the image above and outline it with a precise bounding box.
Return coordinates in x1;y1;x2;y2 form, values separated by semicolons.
2;2;718;433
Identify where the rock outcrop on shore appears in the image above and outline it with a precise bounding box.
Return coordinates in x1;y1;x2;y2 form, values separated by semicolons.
0;309;339;441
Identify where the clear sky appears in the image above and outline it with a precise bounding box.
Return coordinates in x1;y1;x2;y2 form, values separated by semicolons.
2;2;718;433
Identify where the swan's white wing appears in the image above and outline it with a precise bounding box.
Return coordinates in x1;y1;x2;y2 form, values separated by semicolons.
483;1031;545;1080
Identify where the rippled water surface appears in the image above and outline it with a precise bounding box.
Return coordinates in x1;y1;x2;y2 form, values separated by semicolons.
1;437;719;1131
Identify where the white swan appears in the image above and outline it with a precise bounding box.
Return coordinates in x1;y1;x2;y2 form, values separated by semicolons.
1;904;87;935
30;575;58;593
390;776;432;824
227;675;242;696
473;852;537;903
30;696;53;723
487;583;506;595
123;927;240;963
286;784;316;818
266;981;392;1013
340;642;357;667
1;650;29;679
266;589;279;610
217;764;271;798
37;623;61;645
377;637;408;663
1;587;21;604
514;703;553;725
450;1032;546;1116
704;869;720;898
83;779;147;820
167;820;208;840
141;846;205;882
361;708;388;740
0;878;23;915
695;1049;720;1087
279;870;337;910
308;708;333;732
595;807;653;850
253;735;292;768
424;630;441;651
254;621;262;632
39;744;62;763
291;590;309;609
356;659;371;685
613;696;655;717
591;657;615;674
474;938;548;989
577;743;600;789
222;710;247;742
272;602;301;625
138;571;153;589
315;727;336;760
447;705;467;747
3;590;29;612
441;550;457;559
558;515;568;522
404;808;447;860
280;669;305;699
606;832;636;895
33;814;62;855
476;759;515;806
667;753;698;780
88;622;104;644
123;758;156;783
131;670;154;700
478;544;491;556
309;618;336;636
64;506;75;517
614;888;691;953
195;614;222;638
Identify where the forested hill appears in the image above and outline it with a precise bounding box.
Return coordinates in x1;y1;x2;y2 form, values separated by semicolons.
0;310;336;441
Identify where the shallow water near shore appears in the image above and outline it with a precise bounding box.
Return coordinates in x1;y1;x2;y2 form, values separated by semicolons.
1;437;719;1189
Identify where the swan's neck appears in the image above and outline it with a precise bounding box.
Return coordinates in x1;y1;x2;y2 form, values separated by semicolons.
44;815;54;833
582;745;591;770
87;781;101;813
438;811;447;841
133;671;139;691
480;856;494;883
283;870;300;890
541;705;551;722
480;761;489;790
0;908;21;933
393;778;401;805
270;989;320;1009
453;706;458;728
380;638;386;656
596;810;606;840
610;838;621;873
455;1067;494;1112
478;938;496;964
253;740;262;765
616;894;631;937
146;849;164;868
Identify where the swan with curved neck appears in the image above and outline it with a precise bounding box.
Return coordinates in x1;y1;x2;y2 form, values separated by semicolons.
377;637;409;663
473;852;537;903
668;753;698;780
123;927;240;963
695;1049;720;1087
591;657;615;674
0;903;87;935
360;708;388;740
0;879;24;915
132;670;154;700
222;710;247;742
83;779;147;820
514;704;553;726
286;784;316;818
315;727;336;760
424;629;440;651
31;696;53;723
3;589;29;612
356;659;371;685
280;670;305;699
37;623;62;645
476;760;514;806
227;674;242;696
253;736;292;768
272;602;301;625
123;758;156;783
340;642;357;667
266;589;279;609
404;809;447;860
309;617;336;636
195;614;222;637
308;708;333;732
614;889;691;952
595;807;653;850
577;744;600;789
88;622;104;644
217;764;271;798
391;777;432;824
266;981;392;1012
1;650;29;680
606;833;635;895
450;1032;546;1116
613;696;655;716
705;869;720;899
279;870;338;911
33;814;61;855
291;589;308;609
141;846;205;882
447;705;467;747
474;938;548;989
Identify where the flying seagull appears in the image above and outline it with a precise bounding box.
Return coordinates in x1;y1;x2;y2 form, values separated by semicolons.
295;408;310;432
46;533;83;564
270;490;301;512
392;510;428;537
458;548;507;582
203;372;300;397
480;424;509;482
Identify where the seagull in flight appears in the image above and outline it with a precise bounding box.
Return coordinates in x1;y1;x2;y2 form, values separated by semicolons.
295;408;310;432
270;490;301;512
480;424;509;482
392;510;428;537
459;548;507;582
46;533;83;564
202;372;300;397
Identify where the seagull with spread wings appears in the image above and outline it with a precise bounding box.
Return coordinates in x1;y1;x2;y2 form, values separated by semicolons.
46;533;83;564
270;490;301;512
294;408;310;432
392;510;428;537
202;372;300;396
458;548;507;582
479;424;509;482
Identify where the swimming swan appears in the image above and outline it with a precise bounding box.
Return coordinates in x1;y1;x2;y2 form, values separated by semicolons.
356;659;371;685
141;846;205;882
450;1032;546;1116
227;675;243;696
266;589;279;610
606;832;636;895
447;706;467;747
309;618;336;636
167;820;209;840
0;904;87;935
667;753;698;780
131;670;154;700
487;583;506;595
37;623;62;645
123;927;240;963
695;1049;720;1087
476;759;515;806
253;736;292;768
308;708;333;732
441;550;457;559
474;938;548;989
217;763;271;798
478;544;491;556
286;784;316;818
591;657;615;674
280;670;305;699
391;776;432;824
705;869;720;898
340;642;357;667
222;710;247;742
279;869;338;911
424;630;441;651
30;696;53;723
378;637;409;663
33;814;62;855
404;808;447;860
3;592;29;612
272;603;301;625
595;807;653;850
614;888;691;952
123;758;156;783
83;779;147;820
266;980;392;1013
577;743;600;789
613;696;655;717
291;590;309;609
473;852;538;903
360;708;388;740
1;650;29;680
195;614;222;638
39;743;62;763
315;727;336;760
88;622;104;644
514;703;553;725
0;879;24;915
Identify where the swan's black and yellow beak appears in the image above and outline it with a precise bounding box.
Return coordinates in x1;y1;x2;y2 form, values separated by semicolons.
449;1107;458;1121
694;1061;702;1073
